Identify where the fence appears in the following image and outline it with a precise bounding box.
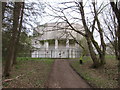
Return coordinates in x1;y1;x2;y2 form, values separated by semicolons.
31;49;81;58
18;49;81;58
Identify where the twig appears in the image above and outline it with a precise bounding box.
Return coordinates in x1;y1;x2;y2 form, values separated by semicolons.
3;74;24;83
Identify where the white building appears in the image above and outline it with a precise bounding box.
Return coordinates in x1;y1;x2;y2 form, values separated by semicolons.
31;22;83;58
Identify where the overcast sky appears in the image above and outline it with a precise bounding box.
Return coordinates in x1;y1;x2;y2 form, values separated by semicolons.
32;0;110;24
26;0;115;44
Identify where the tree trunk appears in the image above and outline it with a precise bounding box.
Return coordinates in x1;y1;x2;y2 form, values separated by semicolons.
117;25;120;60
110;1;120;87
89;33;106;66
2;2;7;20
12;2;24;65
118;59;120;87
114;23;119;60
78;2;100;68
86;36;100;68
4;2;22;77
99;53;106;65
92;2;106;66
114;42;119;60
13;50;17;65
117;24;120;87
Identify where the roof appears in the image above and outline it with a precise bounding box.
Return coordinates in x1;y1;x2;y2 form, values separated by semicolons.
33;22;84;40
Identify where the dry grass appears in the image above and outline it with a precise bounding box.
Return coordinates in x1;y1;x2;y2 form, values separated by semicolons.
69;56;118;88
3;59;54;88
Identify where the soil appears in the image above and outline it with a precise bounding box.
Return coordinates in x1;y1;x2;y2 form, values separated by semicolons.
69;58;118;88
47;59;91;88
3;60;54;88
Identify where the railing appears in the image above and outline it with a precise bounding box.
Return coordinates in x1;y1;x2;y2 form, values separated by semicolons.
18;49;81;58
31;49;81;58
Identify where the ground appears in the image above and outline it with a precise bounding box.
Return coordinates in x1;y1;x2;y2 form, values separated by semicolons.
3;58;54;88
2;56;119;88
3;58;91;88
47;59;90;88
69;56;119;88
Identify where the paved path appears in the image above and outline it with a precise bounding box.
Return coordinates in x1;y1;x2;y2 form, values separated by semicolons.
47;59;91;88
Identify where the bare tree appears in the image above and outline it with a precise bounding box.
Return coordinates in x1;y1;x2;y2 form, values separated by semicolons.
12;2;25;65
92;2;106;65
4;2;23;77
69;32;89;56
77;1;101;67
2;2;7;20
3;1;45;77
110;0;120;87
102;5;118;59
46;0;107;68
110;1;120;59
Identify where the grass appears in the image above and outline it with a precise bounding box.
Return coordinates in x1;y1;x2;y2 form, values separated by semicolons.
69;55;118;88
3;58;54;88
17;57;54;61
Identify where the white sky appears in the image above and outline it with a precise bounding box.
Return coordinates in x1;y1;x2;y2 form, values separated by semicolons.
34;0;111;24
26;0;115;45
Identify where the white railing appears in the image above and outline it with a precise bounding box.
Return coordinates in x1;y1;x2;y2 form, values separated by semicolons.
31;48;81;58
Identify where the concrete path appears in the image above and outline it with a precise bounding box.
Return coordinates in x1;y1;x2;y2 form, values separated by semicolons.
47;59;91;88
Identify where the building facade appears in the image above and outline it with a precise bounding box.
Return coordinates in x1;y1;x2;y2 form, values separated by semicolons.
31;22;83;58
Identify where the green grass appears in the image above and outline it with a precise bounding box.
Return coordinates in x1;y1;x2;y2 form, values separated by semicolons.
3;82;9;87
17;57;54;66
15;64;21;69
69;55;118;88
17;57;54;61
43;59;54;65
105;55;116;59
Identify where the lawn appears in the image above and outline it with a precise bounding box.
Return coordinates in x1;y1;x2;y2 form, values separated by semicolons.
69;55;118;88
3;58;54;88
